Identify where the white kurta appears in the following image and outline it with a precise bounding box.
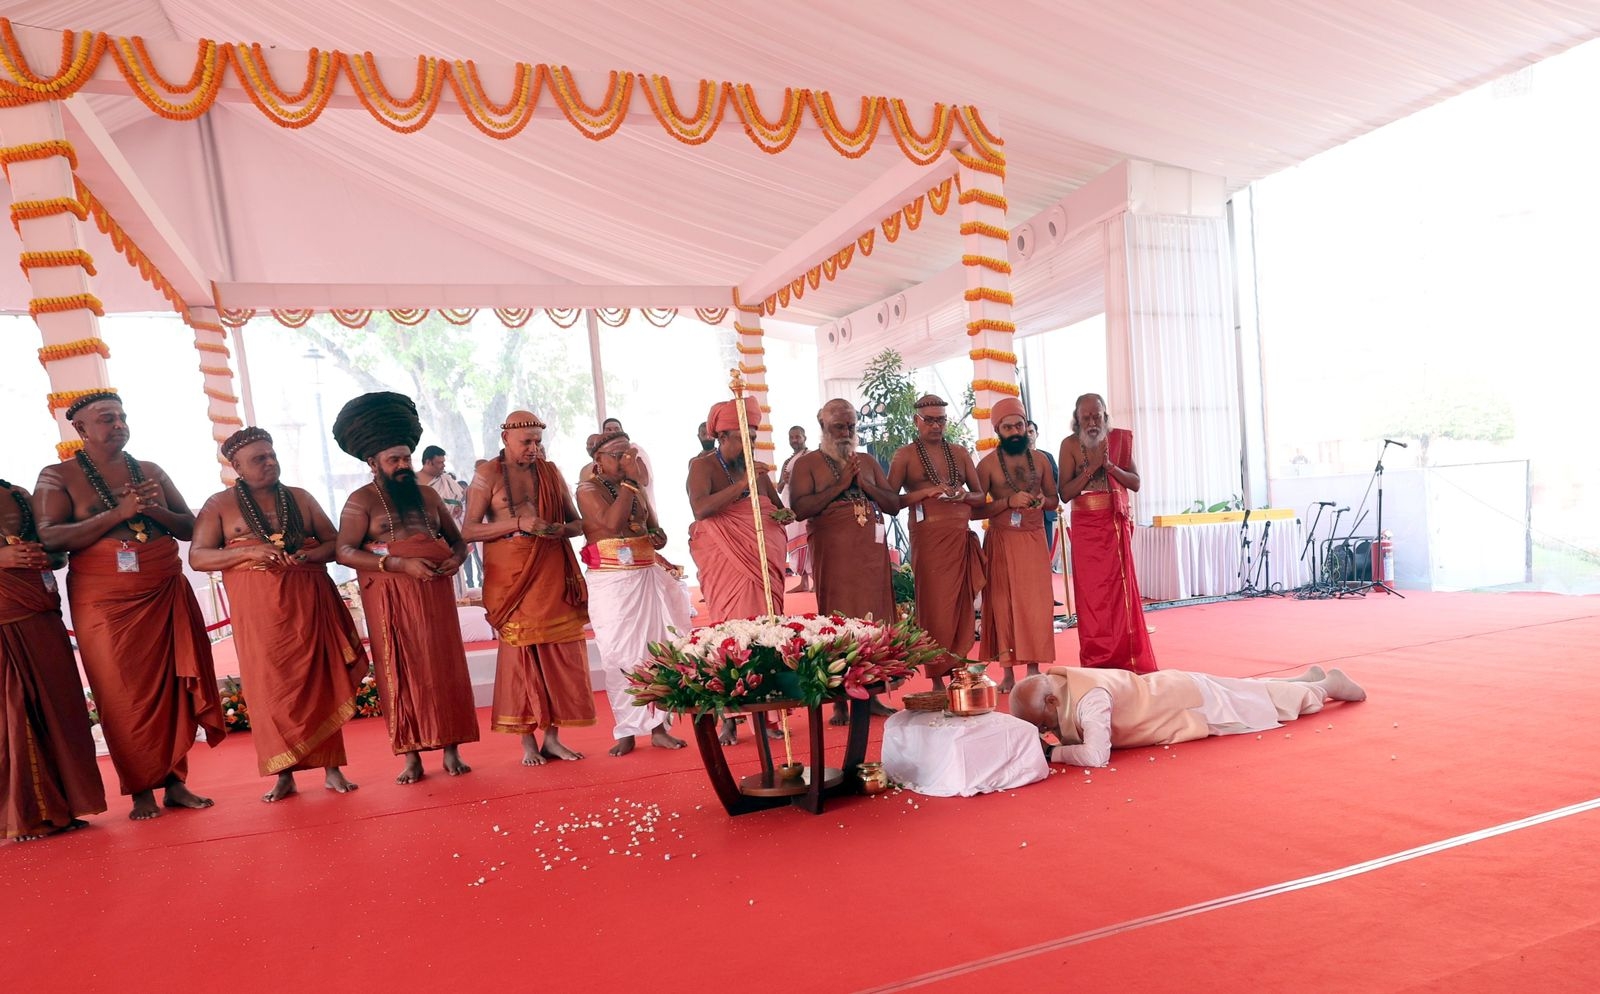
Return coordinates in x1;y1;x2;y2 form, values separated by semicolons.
1050;673;1328;767
586;563;692;739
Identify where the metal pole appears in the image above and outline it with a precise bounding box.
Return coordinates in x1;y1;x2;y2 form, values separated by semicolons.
305;348;337;514
585;308;606;424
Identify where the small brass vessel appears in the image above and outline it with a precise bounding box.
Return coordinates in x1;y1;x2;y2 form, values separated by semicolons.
776;762;805;781
946;663;998;717
858;762;889;794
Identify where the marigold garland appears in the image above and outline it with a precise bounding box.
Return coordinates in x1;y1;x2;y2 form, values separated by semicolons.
738;364;768;375
439;308;478;326
964;287;1015;305
345;52;444;134
903;197;926;231
730;84;806;155
19;248;95;276
640;307;677;328
928;177;955;215
331;309;373;328
789;276;806;301
808;91;883;159
0;24;104;100
735;342;764;355
110;36;224;119
545;307;581;328
220;308;256;328
229;44;340;128
55;439;84;460
958;188;1008;210
966;318;1018;337
962;254;1013;275
776;286;791;309
971;379;1021;397
968;348;1017;364
960;221;1010;241
881;212;903;243
975;437;999;451
270;309;314;328
386;308;427;326
548;67;633;141
10;196;88;232
37;338;111;365
194;340;231;357
48;387;119;413
693;307;728;325
972;407;993;420
198;364;233;377
446;60;540;139
30;293;104;317
595;307;630;327
806;266;822;291
642;75;727;146
885;100;954;165
204;386;240;403
858;229;876;256
0;138;78;176
953;147;1006;179
495;307;535;328
733;322;763;337
955;107;1006;163
821;256;838;281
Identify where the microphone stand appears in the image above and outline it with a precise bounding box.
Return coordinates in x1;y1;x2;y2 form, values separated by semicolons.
1252;518;1285;596
1298;502;1331;599
1360;440;1406;598
1236;509;1256;595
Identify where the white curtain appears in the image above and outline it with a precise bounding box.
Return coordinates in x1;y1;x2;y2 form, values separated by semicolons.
1120;214;1241;525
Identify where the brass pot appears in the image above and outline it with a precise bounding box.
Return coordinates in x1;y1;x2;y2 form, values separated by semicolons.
946;664;997;717
858;762;889;794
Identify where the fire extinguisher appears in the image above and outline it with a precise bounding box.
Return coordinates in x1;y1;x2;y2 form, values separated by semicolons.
1372;531;1394;583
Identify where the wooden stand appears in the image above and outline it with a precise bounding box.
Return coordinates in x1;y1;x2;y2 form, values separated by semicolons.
690;697;873;816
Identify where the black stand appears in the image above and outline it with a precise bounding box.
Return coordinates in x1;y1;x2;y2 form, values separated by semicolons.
1250;519;1286;596
1296;503;1334;599
1236;512;1257;595
1353;442;1405;598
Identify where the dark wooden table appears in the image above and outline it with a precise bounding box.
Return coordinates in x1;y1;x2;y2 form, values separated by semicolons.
690;696;873;816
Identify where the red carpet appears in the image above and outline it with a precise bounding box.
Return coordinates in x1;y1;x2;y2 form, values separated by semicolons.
5;591;1600;993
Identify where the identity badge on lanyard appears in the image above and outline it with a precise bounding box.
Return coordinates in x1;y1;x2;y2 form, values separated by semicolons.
41;569;58;593
370;542;389;557
1009;510;1023;528
116;541;140;573
914;503;925;524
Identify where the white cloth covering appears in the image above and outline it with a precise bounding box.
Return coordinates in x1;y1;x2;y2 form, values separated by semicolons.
882;710;1050;797
1049;673;1327;767
587;563;692;739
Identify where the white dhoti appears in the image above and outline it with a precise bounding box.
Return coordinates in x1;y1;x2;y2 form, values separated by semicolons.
1186;674;1326;736
882;710;1050;798
587;562;693;739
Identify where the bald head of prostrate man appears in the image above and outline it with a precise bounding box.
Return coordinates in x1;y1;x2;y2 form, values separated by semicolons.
1008;674;1059;735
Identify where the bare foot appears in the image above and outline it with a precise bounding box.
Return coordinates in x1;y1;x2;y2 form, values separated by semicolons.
1321;668;1367;703
998;669;1017;695
395;753;426;784
718;718;739;745
1025;663;1040;678
521;733;547;766
539;731;584;761
764;719;784;740
651;726;687;750
324;768;359;793
442;745;472;776
163;781;214;810
869;697;898;718
609;736;636;756
829;701;849;726
261;772;298;803
129;790;161;821
12;819;88;842
1283;665;1327;683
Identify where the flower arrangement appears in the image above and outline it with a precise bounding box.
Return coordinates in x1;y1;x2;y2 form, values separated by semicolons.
354;671;383;718
220;676;251;732
84;688;99;726
626;612;944;714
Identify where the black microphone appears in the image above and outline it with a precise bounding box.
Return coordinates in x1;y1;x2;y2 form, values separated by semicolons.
1338;507;1349;513
1384;439;1408;449
1242;507;1251;526
1315;501;1335;507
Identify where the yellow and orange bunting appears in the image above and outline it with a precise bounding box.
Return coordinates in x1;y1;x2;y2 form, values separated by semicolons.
958;188;1008;211
595;307;630;328
387;308;428;326
960;221;1009;242
903;197;926;232
809;91;883;159
76;178;188;313
10;195;87;233
548;67;634;141
836;244;855;270
220;307;256;328
857;229;876;257
953;147;1006;179
545;307;582;328
212;414;244;427
730;84;806;155
440;308;478;325
0;138;77;177
731;286;764;315
955;107;1006;163
972;407;993;420
204;386;240;403
928;177;955;215
198;364;233;378
48;386;117;413
733;321;763;337
881;212;903;244
962;254;1012;275
789;276;806;301
964;287;1015;306
966;318;1018;337
969;347;1017;364
975;437;999;451
735;341;764;355
270;309;314;328
19;248;95;277
643;75;727;146
229;44;340;129
332;308;373;329
447;60;540;140
187;316;227;336
37;337;110;365
777;285;791;308
495;307;535;328
29;293;103;317
738;364;768;375
194;340;231;357
0;22;104;101
885;100;954;165
971;379;1021;397
806;265;823;291
694;307;729;325
345;53;444;134
763;297;778;317
821;256;839;281
641;307;677;328
55;439;84;460
110;36;224;120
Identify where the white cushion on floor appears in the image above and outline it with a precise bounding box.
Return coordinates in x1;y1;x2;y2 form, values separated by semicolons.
882;709;1049;798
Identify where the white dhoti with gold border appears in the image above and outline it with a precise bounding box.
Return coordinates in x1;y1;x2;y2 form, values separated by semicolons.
585;546;693;740
882;710;1050;798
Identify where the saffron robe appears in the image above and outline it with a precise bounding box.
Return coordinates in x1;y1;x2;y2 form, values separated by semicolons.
808;501;894;623
481;459;593;732
221;536;365;775
1068;429;1159;673
1;566;105;837
908;497;984;677
359;535;479;753
979;506;1056;664
66;536;225;795
688;495;786;622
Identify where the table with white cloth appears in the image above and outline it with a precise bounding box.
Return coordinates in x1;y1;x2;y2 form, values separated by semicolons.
1130;519;1309;602
882;710;1050;798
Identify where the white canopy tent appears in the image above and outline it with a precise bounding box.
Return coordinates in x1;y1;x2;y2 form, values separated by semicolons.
3;0;1596;502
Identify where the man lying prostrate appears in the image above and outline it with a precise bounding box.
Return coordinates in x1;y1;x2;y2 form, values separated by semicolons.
1008;665;1366;768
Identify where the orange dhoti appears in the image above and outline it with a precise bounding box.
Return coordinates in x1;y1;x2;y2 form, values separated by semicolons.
908;500;985;678
359;536;479;753
808;501;895;622
2;567;105;838
221;538;367;776
688;497;786;622
1070;489;1159;673
979;507;1056;664
482;533;594;732
65;536;224;795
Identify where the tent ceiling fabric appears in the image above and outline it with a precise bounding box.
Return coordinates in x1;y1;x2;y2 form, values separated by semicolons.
2;0;1597;324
